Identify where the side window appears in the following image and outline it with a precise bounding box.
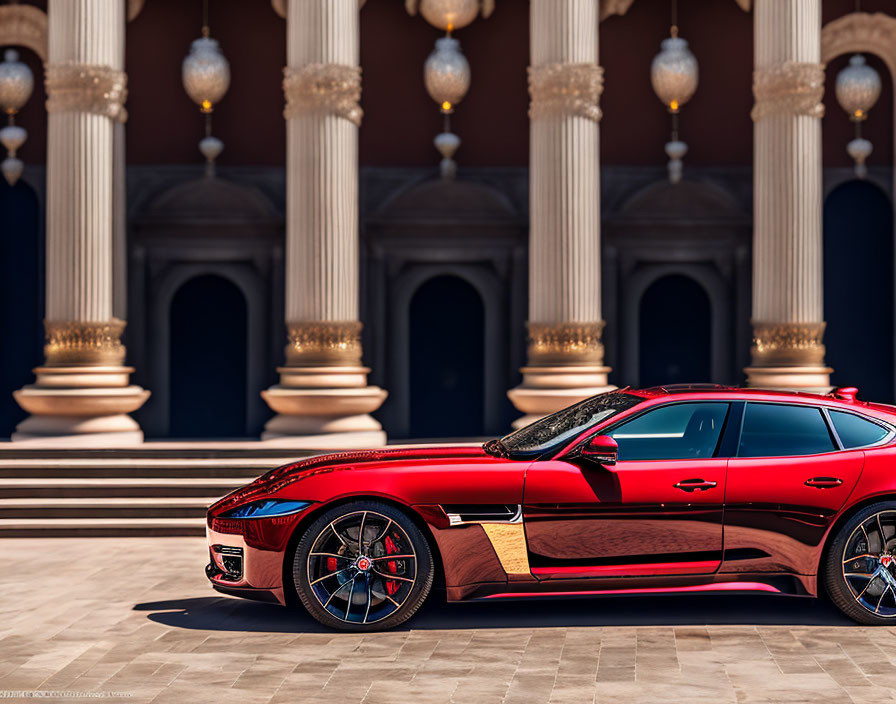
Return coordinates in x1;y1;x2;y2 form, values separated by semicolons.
738;403;835;458
830;410;890;449
608;402;729;461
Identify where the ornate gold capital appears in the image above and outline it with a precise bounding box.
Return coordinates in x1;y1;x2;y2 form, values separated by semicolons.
750;321;826;367
528;63;603;123
751;62;824;121
283;64;362;126
44;319;126;367
527;321;605;366
45;62;128;123
286;321;362;367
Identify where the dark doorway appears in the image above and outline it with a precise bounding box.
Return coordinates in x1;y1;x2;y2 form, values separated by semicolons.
639;274;712;387
0;180;42;438
824;180;894;403
169;275;248;437
409;275;485;438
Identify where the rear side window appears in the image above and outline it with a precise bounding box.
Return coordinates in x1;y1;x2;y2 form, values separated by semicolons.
738;403;836;457
830;410;889;449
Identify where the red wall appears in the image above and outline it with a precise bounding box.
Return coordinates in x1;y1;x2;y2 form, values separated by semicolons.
10;0;896;171
126;0;286;166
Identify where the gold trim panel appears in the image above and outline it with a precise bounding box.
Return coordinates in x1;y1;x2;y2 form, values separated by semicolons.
481;523;530;576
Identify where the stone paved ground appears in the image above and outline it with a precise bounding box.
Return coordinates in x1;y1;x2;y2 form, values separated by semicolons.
5;539;896;703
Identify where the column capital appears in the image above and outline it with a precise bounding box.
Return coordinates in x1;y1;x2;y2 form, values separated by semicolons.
528;62;603;123
282;63;362;126
45;61;127;122
751;61;824;121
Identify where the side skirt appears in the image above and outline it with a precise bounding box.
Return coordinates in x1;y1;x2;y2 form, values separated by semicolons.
447;573;813;602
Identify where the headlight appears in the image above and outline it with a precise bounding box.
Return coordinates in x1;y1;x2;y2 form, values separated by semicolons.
220;499;312;519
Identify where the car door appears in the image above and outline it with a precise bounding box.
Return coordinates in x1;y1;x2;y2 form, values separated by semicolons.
523;400;734;579
723;401;865;575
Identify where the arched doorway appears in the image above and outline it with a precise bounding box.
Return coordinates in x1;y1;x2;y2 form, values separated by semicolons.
169;274;248;438
0;180;42;438
409;275;485;438
824;180;894;403
639;274;712;387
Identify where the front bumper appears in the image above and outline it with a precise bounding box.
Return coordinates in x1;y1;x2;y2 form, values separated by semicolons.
206;524;288;605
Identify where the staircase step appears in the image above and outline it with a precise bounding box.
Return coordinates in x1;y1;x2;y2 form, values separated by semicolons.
0;497;219;519
0;456;295;479
0;447;328;535
0;477;243;499
0;517;207;537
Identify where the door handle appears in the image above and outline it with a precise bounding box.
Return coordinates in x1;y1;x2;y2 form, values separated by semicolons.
673;478;718;492
805;477;843;488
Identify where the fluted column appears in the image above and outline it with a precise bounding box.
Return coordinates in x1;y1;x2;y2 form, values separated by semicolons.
507;0;612;428
745;0;832;391
261;0;387;447
13;0;149;445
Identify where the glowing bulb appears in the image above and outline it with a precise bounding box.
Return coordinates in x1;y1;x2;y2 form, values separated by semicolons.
855;109;864;119
669;99;679;112
442;100;452;112
201;99;212;112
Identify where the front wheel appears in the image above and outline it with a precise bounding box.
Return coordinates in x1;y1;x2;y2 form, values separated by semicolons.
824;502;896;624
292;500;434;631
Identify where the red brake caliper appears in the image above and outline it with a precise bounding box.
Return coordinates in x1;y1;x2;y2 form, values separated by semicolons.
384;535;400;595
326;557;339;573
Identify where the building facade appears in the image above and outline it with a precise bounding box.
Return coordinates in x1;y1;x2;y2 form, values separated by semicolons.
0;0;894;446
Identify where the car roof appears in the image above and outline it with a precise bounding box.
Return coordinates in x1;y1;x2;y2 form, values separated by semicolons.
627;384;896;419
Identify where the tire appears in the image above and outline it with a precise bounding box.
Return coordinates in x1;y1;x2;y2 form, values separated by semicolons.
824;501;896;625
292;500;434;631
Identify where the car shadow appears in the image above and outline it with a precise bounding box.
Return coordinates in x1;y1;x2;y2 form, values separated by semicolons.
134;591;854;632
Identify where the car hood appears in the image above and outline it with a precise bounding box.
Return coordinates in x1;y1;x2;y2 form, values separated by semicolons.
267;444;493;479
210;444;497;515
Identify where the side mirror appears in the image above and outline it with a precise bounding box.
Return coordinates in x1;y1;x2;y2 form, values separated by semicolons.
579;434;618;467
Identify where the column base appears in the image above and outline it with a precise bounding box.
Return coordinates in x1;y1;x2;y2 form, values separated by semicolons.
260;366;388;448
744;365;833;394
12;366;150;447
507;365;615;429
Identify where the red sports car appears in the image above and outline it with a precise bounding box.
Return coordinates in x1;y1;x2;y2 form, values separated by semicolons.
206;384;896;630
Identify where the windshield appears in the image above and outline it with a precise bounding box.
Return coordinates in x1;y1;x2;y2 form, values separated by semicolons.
497;391;644;457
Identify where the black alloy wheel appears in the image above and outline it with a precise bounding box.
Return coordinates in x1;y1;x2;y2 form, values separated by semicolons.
825;502;896;624
293;500;434;631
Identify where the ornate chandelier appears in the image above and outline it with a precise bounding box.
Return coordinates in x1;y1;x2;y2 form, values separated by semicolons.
650;0;698;184
835;54;881;179
182;0;230;177
0;49;34;186
409;0;493;179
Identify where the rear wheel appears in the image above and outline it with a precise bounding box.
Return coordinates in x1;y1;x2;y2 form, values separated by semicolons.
824;502;896;624
292;500;434;631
